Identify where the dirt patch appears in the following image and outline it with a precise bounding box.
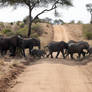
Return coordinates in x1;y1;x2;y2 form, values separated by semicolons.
39;23;54;48
63;24;83;41
0;57;28;92
0;65;24;92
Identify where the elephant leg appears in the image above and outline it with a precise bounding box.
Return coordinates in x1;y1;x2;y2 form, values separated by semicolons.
78;53;81;60
61;50;65;59
29;46;33;55
70;53;74;59
65;51;69;58
20;47;25;57
22;49;25;57
13;47;16;56
9;47;16;56
1;50;4;56
29;49;32;55
50;52;53;58
56;51;60;58
82;51;86;58
3;50;7;55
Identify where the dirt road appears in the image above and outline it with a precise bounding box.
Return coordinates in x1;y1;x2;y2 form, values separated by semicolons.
10;25;92;92
53;25;69;42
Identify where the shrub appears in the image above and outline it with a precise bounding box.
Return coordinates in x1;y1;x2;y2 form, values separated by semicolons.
10;22;13;25
1;29;15;36
31;33;39;38
2;29;11;34
2;29;15;36
16;23;43;38
83;24;92;40
32;24;43;36
20;23;25;28
16;26;28;37
84;32;92;39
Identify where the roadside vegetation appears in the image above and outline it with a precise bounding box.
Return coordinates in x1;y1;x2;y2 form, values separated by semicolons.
0;21;43;38
83;24;92;40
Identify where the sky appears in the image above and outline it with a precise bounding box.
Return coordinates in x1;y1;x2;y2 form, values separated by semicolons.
0;0;92;23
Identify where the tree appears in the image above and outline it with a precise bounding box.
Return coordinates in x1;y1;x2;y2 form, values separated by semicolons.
0;0;72;37
53;19;64;24
86;3;92;24
69;20;75;24
77;21;83;24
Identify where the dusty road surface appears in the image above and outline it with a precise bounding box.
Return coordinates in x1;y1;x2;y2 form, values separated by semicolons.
10;25;92;92
53;25;69;42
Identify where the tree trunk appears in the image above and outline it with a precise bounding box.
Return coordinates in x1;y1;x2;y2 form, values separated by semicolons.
28;7;32;37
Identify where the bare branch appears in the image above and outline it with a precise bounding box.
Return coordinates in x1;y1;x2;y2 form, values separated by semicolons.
32;0;61;21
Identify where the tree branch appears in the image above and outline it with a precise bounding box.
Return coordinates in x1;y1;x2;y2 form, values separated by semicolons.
32;0;61;22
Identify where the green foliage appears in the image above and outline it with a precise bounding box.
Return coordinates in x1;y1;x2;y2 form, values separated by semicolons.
0;22;4;28
69;20;75;24
0;0;72;37
10;22;13;25
16;21;20;26
16;24;42;38
77;21;83;24
23;16;29;24
16;26;28;37
1;29;15;36
32;24;43;36
31;33;39;38
83;24;92;39
20;23;25;28
2;29;12;34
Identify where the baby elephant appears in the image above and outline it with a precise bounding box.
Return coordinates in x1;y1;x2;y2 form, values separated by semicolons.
31;49;46;58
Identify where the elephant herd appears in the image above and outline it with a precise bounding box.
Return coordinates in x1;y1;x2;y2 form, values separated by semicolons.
0;35;92;60
0;35;40;57
44;40;92;60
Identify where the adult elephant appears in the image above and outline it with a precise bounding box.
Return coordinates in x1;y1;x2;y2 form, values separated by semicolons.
0;35;20;56
77;41;89;53
68;40;77;45
68;40;89;52
45;41;68;58
18;36;41;57
66;41;89;60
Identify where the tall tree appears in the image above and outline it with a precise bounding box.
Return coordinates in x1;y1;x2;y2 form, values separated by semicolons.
0;0;72;37
86;3;92;24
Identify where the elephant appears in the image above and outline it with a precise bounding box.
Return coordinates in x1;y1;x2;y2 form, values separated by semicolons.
45;41;68;58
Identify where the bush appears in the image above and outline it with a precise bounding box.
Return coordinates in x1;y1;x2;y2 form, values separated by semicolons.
84;32;92;39
10;22;13;25
20;23;25;28
2;29;12;34
1;29;15;36
32;24;43;36
16;23;43;38
83;24;92;40
16;26;28;37
31;33;39;38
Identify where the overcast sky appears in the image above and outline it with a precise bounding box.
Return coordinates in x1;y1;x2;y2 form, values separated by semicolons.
0;0;92;23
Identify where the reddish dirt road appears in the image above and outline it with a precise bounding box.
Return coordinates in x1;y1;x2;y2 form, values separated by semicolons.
9;25;92;92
